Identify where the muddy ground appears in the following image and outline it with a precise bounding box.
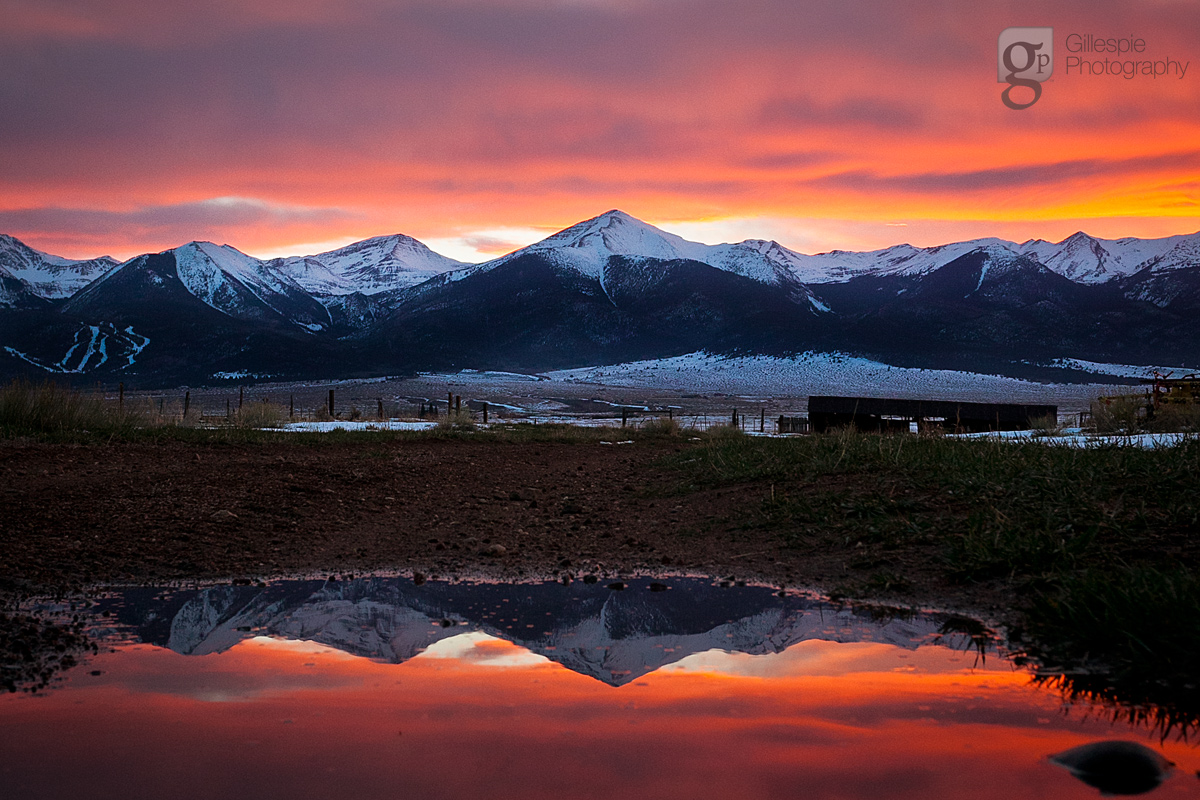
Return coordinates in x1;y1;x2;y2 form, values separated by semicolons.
0;437;1010;619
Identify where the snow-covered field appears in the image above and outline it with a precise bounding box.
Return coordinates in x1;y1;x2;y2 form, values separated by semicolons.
545;352;1130;410
1040;358;1196;379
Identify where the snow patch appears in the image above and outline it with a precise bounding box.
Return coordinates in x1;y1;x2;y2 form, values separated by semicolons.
4;323;150;373
954;429;1194;449
281;420;439;433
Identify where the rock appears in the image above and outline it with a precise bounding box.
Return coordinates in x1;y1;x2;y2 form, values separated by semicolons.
606;581;626;591
648;582;668;592
211;510;238;521
480;544;507;557
1049;740;1173;795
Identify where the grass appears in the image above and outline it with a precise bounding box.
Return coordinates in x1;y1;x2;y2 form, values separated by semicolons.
663;429;1200;731
665;429;1200;584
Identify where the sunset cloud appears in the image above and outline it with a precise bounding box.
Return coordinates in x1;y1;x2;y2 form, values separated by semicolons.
1;0;1196;259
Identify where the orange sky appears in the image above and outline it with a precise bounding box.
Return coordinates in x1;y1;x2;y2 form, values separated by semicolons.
4;635;1197;799
1;0;1197;261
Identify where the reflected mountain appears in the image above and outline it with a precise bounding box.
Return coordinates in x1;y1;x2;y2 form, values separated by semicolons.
89;576;981;686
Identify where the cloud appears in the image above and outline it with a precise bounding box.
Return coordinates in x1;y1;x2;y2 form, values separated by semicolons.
807;150;1200;195
760;96;925;131
0;0;1198;256
0;198;356;258
0;197;352;238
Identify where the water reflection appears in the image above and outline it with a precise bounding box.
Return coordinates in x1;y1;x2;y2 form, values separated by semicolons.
1;576;1197;799
85;576;986;684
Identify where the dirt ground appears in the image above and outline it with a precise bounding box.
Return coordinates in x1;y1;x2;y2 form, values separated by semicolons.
0;437;1010;620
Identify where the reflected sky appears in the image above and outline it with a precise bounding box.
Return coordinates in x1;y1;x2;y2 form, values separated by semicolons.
2;579;1197;799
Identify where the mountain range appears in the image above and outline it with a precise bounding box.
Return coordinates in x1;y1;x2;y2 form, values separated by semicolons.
91;576;976;686
2;210;1198;385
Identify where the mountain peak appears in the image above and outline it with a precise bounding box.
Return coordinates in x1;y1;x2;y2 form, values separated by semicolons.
502;210;697;277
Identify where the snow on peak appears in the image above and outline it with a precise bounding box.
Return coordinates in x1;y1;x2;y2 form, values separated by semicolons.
488;211;818;290
517;209;705;276
271;234;465;295
0;233;119;300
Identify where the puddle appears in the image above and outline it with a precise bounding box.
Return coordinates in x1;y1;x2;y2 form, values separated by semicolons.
2;576;1197;799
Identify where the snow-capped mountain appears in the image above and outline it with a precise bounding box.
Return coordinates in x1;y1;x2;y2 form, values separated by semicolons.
269;234;465;296
0;234;118;304
451;210;827;312
97;577;976;687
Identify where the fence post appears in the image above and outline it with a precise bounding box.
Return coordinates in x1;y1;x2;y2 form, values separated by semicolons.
732;408;737;427
183;390;190;420
328;389;335;418
455;395;461;413
482;402;488;424
760;408;765;432
622;408;627;427
118;382;124;414
289;394;294;419
226;398;230;419
377;398;384;420
238;387;244;410
448;392;453;412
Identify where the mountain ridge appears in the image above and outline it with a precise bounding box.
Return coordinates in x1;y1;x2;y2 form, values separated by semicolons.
2;212;1199;385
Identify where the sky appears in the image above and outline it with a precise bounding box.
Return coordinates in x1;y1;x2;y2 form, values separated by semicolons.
1;0;1197;262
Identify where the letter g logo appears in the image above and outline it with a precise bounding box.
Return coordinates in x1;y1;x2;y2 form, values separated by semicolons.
997;28;1054;109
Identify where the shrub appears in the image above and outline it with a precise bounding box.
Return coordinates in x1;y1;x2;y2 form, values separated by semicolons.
1146;402;1200;433
231;400;288;429
1090;393;1146;434
1028;414;1063;436
639;416;681;436
703;423;746;440
437;407;476;431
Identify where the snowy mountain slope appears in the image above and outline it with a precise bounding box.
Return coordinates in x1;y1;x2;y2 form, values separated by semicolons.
172;241;331;329
783;238;1023;284
768;230;1200;286
270;234;465;296
0;234;118;303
